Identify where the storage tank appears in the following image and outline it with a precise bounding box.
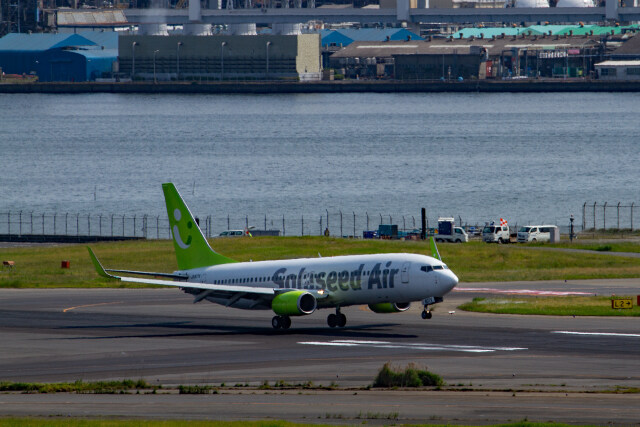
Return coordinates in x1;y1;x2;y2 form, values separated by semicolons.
229;23;257;35
556;0;595;6
183;23;212;35
137;23;169;36
513;0;549;6
272;23;302;35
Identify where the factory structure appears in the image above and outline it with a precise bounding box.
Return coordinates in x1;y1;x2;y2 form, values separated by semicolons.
2;0;640;82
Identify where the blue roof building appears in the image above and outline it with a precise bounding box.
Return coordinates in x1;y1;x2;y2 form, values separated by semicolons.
0;32;118;82
321;28;422;48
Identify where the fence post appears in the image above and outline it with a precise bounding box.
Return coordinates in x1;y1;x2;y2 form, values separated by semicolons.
76;213;79;237
412;216;415;229
122;215;125;237
301;215;304;236
53;213;56;236
246;215;249;230
379;213;383;225
143;215;147;238
88;214;91;237
42;212;45;235
157;216;160;239
31;212;34;235
389;215;392;225
264;215;267;231
593;202;596;230
366;212;369;231
283;215;285;237
603;202;607;230
7;212;9;236
353;212;356;238
111;214;114;237
617;202;621;230
65;213;68;235
319;216;322;236
632;203;635;231
340;210;343;237
19;211;22;236
402;216;406;232
326;209;329;233
227;215;230;231
582;202;586;231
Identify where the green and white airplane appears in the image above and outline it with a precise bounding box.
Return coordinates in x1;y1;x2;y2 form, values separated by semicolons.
89;183;458;329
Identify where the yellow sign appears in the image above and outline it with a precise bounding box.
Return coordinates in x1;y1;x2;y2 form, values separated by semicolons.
611;299;633;309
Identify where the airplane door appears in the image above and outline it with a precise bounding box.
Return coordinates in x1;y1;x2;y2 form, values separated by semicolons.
401;262;411;283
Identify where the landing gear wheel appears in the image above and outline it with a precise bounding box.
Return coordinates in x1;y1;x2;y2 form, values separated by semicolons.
272;316;282;329
281;316;291;329
337;313;347;328
421;310;432;320
327;313;338;328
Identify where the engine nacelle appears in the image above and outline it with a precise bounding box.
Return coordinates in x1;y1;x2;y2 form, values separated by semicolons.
272;290;317;316
368;302;411;313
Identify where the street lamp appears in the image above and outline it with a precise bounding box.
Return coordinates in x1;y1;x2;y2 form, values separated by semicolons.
176;42;183;80
220;41;227;81
265;41;271;80
153;49;159;83
131;41;139;79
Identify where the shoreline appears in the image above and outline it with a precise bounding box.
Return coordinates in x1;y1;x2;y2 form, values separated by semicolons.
1;79;640;93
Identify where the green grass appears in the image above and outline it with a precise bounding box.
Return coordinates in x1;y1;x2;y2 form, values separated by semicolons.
459;296;640;316
533;241;640;253
372;362;444;388
0;380;153;393
1;238;640;288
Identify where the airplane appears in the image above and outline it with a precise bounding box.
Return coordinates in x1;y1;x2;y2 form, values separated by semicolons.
88;183;459;329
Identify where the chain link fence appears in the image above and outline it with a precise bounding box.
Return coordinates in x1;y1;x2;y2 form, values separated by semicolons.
582;202;637;231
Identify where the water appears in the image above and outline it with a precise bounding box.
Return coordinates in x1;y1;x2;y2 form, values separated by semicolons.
1;92;638;233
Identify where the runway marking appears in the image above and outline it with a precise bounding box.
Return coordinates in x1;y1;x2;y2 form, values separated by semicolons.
298;339;527;353
62;302;123;313
552;331;640;338
454;287;594;296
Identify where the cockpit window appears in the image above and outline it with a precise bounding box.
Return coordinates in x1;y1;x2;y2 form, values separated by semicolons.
420;265;433;273
433;265;444;270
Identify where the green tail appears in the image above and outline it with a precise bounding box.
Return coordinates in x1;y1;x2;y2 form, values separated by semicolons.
429;236;441;261
163;183;236;270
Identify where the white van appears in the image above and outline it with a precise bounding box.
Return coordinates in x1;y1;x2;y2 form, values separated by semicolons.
482;224;510;243
517;225;558;243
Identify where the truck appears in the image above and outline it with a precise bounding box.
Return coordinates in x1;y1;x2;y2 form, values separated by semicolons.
482;219;511;243
434;217;468;243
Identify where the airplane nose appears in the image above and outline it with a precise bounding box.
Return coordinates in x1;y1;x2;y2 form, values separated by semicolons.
443;270;458;292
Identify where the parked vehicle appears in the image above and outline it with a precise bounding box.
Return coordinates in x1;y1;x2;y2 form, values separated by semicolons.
435;217;468;243
517;225;558;243
218;230;246;237
483;218;511;243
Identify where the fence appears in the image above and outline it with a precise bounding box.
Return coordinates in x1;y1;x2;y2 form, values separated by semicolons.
582;202;637;231
0;211;482;240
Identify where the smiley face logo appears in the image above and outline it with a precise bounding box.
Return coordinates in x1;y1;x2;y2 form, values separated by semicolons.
172;208;192;249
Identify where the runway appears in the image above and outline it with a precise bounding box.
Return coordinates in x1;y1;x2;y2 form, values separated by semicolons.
1;279;639;424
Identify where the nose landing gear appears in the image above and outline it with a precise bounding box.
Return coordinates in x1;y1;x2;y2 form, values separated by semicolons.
272;315;292;329
327;307;346;328
421;309;433;319
421;296;442;320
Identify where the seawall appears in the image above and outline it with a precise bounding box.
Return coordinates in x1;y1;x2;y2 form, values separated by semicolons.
2;80;640;94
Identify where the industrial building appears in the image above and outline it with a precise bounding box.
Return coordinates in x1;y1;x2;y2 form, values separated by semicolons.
0;32;118;82
329;33;607;80
595;60;640;80
118;34;321;81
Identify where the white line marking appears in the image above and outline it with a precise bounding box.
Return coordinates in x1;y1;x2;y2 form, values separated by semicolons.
552;331;640;338
454;287;594;296
298;340;527;353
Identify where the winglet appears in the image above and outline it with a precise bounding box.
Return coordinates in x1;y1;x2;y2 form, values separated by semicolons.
87;247;119;279
429;236;441;261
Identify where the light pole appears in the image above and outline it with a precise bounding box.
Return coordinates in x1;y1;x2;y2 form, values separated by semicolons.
153;49;159;83
265;41;271;80
131;41;138;79
176;42;183;80
220;41;226;81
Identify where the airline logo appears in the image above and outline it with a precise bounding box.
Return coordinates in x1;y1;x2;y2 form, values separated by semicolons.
172;208;193;249
272;262;400;292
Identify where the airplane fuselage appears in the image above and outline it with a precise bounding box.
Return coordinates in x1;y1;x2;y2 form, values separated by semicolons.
179;253;457;310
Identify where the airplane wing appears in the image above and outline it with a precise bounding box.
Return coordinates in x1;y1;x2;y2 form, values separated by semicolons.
88;247;328;302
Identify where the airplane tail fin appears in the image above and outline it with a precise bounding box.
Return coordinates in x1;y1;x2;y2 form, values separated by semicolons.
162;183;236;270
429;236;441;261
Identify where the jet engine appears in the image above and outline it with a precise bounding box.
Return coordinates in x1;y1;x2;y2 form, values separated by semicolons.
367;302;411;313
271;290;317;316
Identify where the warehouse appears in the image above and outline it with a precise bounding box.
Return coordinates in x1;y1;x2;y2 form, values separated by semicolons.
118;34;321;81
0;32;117;82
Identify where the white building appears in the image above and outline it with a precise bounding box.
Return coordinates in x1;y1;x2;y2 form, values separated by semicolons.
595;60;640;81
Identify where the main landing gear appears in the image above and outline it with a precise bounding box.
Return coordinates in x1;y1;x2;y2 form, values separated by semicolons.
327;307;346;328
272;315;291;329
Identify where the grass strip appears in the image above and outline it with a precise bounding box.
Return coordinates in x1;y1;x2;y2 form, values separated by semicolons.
1;238;640;288
459;296;640;316
0;380;154;394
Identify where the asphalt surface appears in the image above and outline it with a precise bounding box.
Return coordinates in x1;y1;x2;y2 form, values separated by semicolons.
1;279;639;424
